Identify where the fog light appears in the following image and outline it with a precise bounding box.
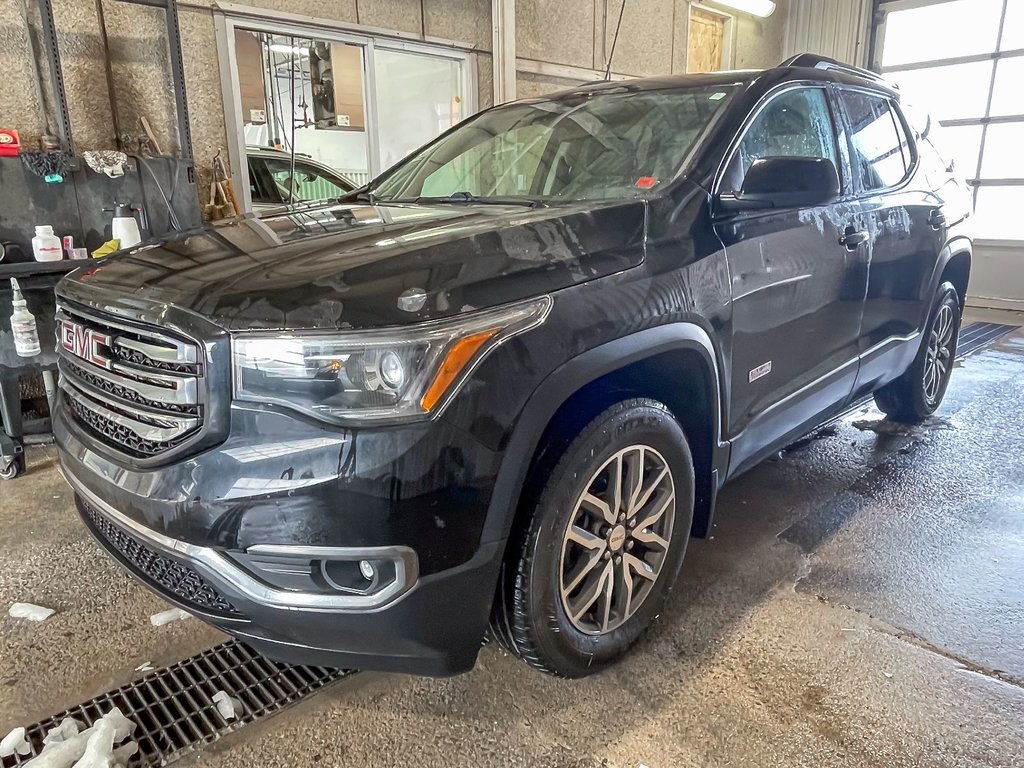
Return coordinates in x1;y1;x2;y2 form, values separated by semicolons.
359;559;376;581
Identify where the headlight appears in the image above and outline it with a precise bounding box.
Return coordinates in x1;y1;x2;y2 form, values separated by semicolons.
232;296;551;424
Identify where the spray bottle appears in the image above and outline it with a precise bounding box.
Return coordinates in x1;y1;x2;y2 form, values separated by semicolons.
9;278;41;357
110;203;142;249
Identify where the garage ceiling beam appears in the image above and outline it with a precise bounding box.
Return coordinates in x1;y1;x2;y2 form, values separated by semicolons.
492;0;516;104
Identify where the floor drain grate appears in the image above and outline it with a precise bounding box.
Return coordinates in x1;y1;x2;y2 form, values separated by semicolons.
957;321;1017;358
1;640;354;767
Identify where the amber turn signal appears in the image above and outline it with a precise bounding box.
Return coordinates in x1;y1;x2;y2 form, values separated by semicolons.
420;329;499;412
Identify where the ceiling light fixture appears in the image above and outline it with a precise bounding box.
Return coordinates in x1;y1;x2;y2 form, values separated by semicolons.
709;0;776;17
269;43;310;57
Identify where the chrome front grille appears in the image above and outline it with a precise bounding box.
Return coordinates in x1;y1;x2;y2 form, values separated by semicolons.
56;303;205;459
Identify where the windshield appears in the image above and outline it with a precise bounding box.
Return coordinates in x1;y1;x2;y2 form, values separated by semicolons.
369;85;736;204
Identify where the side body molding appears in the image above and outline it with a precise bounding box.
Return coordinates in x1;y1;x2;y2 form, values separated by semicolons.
481;322;730;546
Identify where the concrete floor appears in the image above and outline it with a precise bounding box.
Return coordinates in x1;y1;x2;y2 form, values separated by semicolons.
3;318;1024;768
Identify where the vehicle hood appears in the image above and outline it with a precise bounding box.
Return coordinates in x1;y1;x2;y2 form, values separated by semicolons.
60;201;647;332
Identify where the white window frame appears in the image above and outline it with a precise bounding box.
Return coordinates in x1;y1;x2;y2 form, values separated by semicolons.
214;4;479;212
688;3;737;73
873;0;1024;244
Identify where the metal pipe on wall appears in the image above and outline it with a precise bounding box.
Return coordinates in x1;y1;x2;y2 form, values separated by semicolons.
492;0;516;104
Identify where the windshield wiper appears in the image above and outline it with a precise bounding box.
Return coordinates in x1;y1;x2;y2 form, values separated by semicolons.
413;192;546;208
339;187;379;205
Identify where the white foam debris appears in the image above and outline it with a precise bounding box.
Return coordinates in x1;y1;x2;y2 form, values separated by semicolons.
111;741;138;764
42;718;82;746
0;726;31;757
149;607;191;627
212;690;243;721
9;602;56;622
23;707;136;768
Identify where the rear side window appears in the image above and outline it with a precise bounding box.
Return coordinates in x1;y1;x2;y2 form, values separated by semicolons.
839;91;914;191
721;87;839;194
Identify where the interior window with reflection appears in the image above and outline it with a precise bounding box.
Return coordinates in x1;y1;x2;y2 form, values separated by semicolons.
722;88;838;194
840;91;910;191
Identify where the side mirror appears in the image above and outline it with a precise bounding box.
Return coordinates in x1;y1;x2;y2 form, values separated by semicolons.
717;156;840;214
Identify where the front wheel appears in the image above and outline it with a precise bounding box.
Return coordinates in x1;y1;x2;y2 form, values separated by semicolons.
874;281;962;422
491;399;695;677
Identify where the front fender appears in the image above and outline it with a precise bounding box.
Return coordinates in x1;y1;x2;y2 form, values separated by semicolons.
480;322;727;546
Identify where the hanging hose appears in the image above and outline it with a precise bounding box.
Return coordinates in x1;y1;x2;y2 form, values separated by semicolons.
604;0;628;80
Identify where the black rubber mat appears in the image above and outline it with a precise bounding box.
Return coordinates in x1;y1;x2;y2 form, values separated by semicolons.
1;641;353;767
956;321;1018;358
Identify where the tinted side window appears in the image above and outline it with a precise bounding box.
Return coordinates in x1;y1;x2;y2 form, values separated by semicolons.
839;91;912;191
263;158;353;203
248;158;278;205
722;88;838;193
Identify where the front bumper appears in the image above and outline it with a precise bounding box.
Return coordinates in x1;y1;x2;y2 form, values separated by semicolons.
56;400;506;676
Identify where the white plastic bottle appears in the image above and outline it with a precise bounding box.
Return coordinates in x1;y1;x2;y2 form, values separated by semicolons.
9;278;41;357
110;204;142;249
31;225;63;262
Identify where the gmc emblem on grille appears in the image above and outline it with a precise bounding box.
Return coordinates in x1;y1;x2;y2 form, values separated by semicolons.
60;320;113;369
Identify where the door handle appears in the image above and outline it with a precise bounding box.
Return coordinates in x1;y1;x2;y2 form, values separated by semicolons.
928;209;947;230
839;226;869;250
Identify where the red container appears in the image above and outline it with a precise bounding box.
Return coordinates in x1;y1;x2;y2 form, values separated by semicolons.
0;129;20;156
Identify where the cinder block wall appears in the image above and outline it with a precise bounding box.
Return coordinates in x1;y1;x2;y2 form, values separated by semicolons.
516;0;788;96
0;0;786;203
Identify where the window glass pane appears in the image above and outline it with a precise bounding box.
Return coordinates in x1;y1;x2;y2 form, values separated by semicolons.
841;91;907;190
723;88;837;193
234;32;373;196
974;187;1024;240
881;0;1003;67
891;104;914;170
1001;2;1024;50
375;49;466;171
263;158;352;202
990;56;1024;117
888;61;995;121
980;123;1024;179
934;124;984;178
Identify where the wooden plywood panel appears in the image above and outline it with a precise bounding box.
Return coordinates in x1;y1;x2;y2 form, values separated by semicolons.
688;8;726;73
331;44;366;131
234;30;267;124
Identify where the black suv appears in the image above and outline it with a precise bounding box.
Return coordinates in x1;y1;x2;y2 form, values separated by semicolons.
54;55;972;678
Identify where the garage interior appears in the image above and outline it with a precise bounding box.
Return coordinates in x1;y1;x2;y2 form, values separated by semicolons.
1;0;1023;766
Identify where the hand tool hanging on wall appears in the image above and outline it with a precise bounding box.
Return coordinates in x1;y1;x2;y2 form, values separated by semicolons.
213;151;242;216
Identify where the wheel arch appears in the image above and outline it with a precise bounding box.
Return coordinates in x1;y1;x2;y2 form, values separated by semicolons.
940;245;971;308
929;237;972;310
482;323;729;552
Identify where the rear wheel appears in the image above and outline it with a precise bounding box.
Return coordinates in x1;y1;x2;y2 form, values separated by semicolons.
492;399;694;677
874;281;961;422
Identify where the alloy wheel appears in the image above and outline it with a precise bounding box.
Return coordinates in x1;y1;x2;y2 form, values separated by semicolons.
924;302;955;407
558;444;676;635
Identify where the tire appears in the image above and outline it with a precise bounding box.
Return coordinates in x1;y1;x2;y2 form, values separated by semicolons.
874;281;961;423
491;398;695;678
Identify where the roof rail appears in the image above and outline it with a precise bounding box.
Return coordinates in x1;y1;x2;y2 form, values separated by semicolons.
779;53;890;85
